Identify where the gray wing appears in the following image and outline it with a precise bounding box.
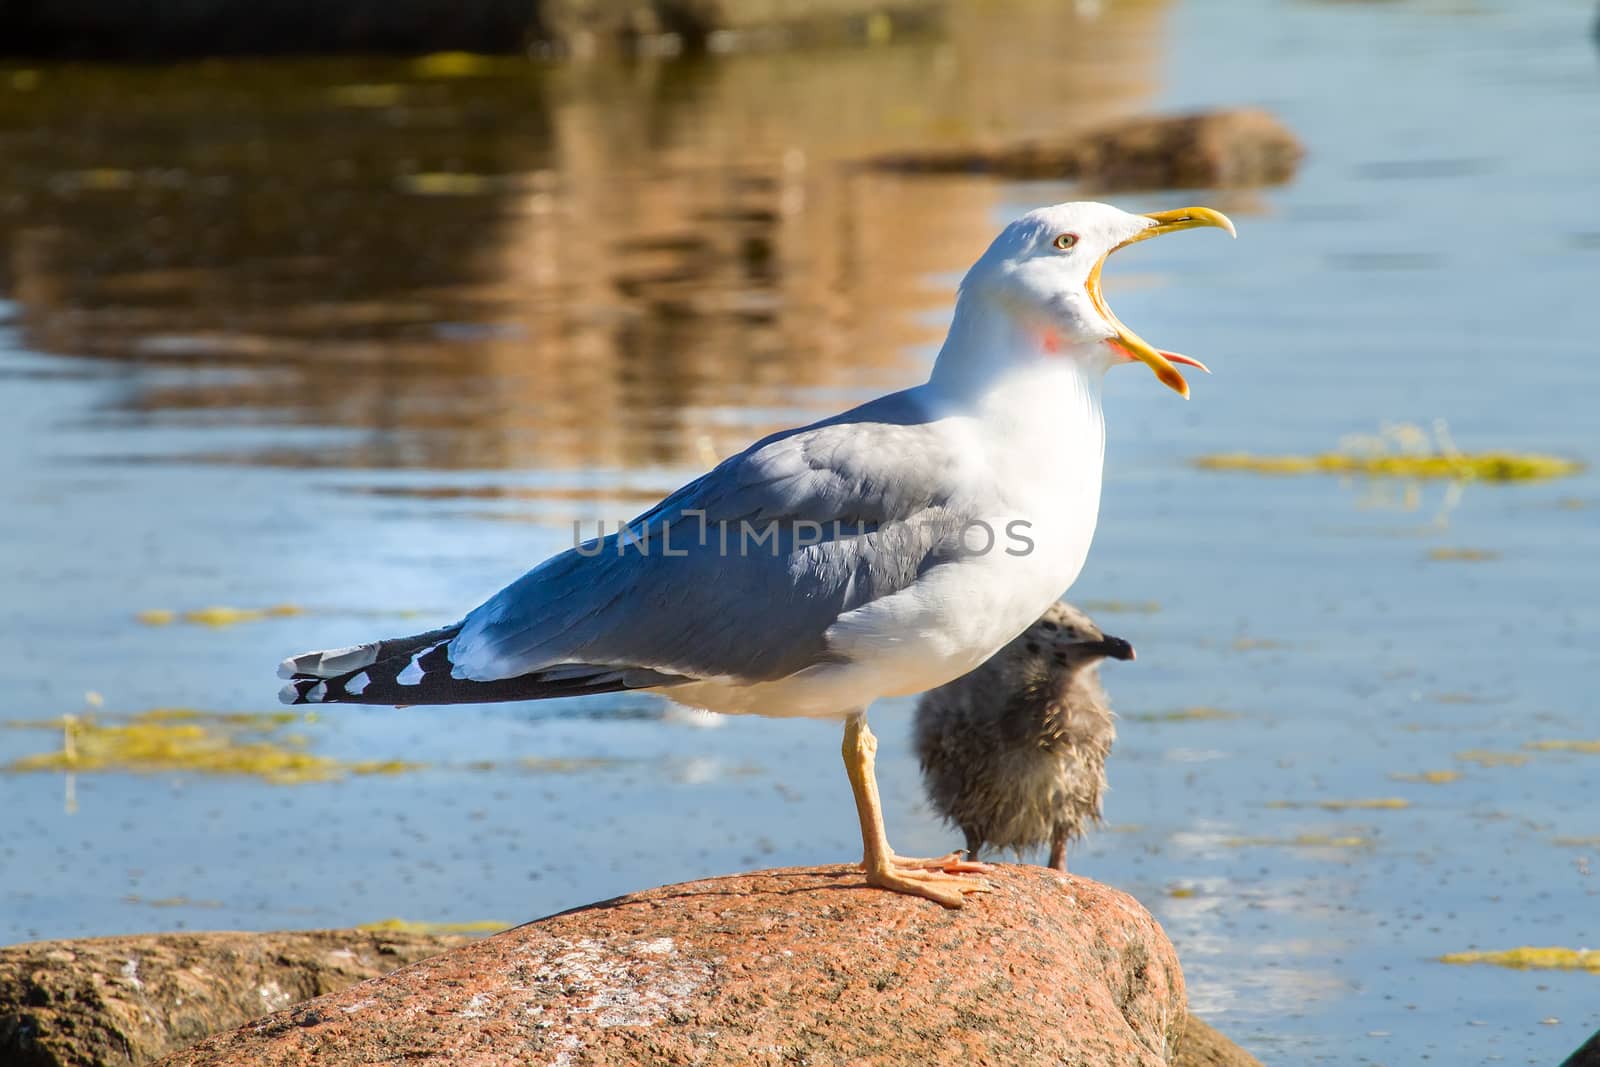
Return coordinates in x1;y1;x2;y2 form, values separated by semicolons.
447;388;978;685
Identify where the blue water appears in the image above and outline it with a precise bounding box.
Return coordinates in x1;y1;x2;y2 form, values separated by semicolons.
3;1;1599;1063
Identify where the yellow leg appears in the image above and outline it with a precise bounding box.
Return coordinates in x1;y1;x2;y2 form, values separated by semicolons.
841;712;989;908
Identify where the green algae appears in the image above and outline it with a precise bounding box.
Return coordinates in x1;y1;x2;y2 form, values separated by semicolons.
4;709;425;784
124;894;223;909
1267;798;1410;812
1427;547;1500;562
1195;420;1583;484
136;604;305;627
1194;451;1582;482
359;917;508;936
1128;706;1239;724
1438;947;1600;973
1390;770;1462;784
1076;599;1162;615
1223;833;1371;850
1524;739;1600;754
1229;637;1284;652
519;756;627;774
1453;749;1531;768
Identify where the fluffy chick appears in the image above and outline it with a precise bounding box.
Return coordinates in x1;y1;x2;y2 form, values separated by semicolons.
913;601;1134;870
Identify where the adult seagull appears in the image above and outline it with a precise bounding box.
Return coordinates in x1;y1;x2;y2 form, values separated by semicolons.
279;201;1234;907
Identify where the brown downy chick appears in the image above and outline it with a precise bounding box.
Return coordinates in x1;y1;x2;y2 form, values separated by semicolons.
913;601;1135;871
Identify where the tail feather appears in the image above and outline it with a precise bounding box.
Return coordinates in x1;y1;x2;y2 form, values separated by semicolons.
277;625;685;707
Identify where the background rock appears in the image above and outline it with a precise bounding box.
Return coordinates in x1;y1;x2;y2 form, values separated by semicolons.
1178;1016;1265;1067
157;865;1187;1067
0;929;466;1067
0;0;942;59
870;108;1305;190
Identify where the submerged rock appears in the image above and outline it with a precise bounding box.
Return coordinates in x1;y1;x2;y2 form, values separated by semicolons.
871;108;1305;190
0;929;467;1067
160;866;1189;1066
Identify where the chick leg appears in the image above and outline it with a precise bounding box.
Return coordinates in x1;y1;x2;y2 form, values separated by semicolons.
842;712;989;907
1048;828;1067;872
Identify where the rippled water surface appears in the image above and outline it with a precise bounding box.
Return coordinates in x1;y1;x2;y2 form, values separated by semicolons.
3;1;1598;1062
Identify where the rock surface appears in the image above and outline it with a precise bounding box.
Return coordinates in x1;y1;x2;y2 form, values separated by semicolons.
156;865;1187;1066
871;108;1305;190
1178;1016;1265;1067
0;929;466;1067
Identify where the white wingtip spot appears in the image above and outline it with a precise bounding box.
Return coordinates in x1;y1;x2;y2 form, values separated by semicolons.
278;683;299;705
345;672;369;696
396;658;425;686
306;681;328;703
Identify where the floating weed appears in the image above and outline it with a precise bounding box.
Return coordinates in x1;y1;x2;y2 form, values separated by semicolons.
4;708;425;784
137;604;305;628
124;894;222;909
1129;706;1240;724
60;168;138;191
1454;749;1531;768
188;604;303;627
1553;837;1600;848
396;172;503;197
1268;798;1411;812
1167;885;1199;898
1390;770;1462;784
1427;547;1499;562
329;84;406;108
1194;452;1582;482
1439;947;1600;973
1196;420;1582;483
411;51;502;78
359;917;507;936
519;756;627;774
1223;833;1371;850
1524;739;1600;754
350;759;427;776
1077;599;1162;615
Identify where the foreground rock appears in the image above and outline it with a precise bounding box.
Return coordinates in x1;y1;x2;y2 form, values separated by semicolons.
0;929;466;1067
159;865;1186;1066
871;108;1305;190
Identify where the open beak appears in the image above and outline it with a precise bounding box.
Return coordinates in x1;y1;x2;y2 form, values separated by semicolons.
1085;206;1236;398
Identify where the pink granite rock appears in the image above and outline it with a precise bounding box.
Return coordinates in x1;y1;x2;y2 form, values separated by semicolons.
157;864;1187;1067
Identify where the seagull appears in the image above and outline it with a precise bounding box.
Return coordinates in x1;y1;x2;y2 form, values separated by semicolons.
913;600;1134;871
278;201;1234;907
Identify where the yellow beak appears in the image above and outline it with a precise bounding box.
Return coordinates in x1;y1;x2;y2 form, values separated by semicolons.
1084;207;1236;398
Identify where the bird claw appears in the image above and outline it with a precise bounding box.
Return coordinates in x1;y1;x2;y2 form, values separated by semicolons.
863;864;992;909
888;850;990;874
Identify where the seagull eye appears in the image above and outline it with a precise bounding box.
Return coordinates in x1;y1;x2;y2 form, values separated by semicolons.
1053;233;1078;251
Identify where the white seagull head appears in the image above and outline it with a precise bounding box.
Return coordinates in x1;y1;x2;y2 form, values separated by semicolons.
953;201;1235;398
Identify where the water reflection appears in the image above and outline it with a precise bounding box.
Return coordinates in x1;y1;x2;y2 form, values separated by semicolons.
0;0;1169;471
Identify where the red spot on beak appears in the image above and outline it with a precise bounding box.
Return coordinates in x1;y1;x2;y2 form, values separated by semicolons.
1041;330;1061;354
